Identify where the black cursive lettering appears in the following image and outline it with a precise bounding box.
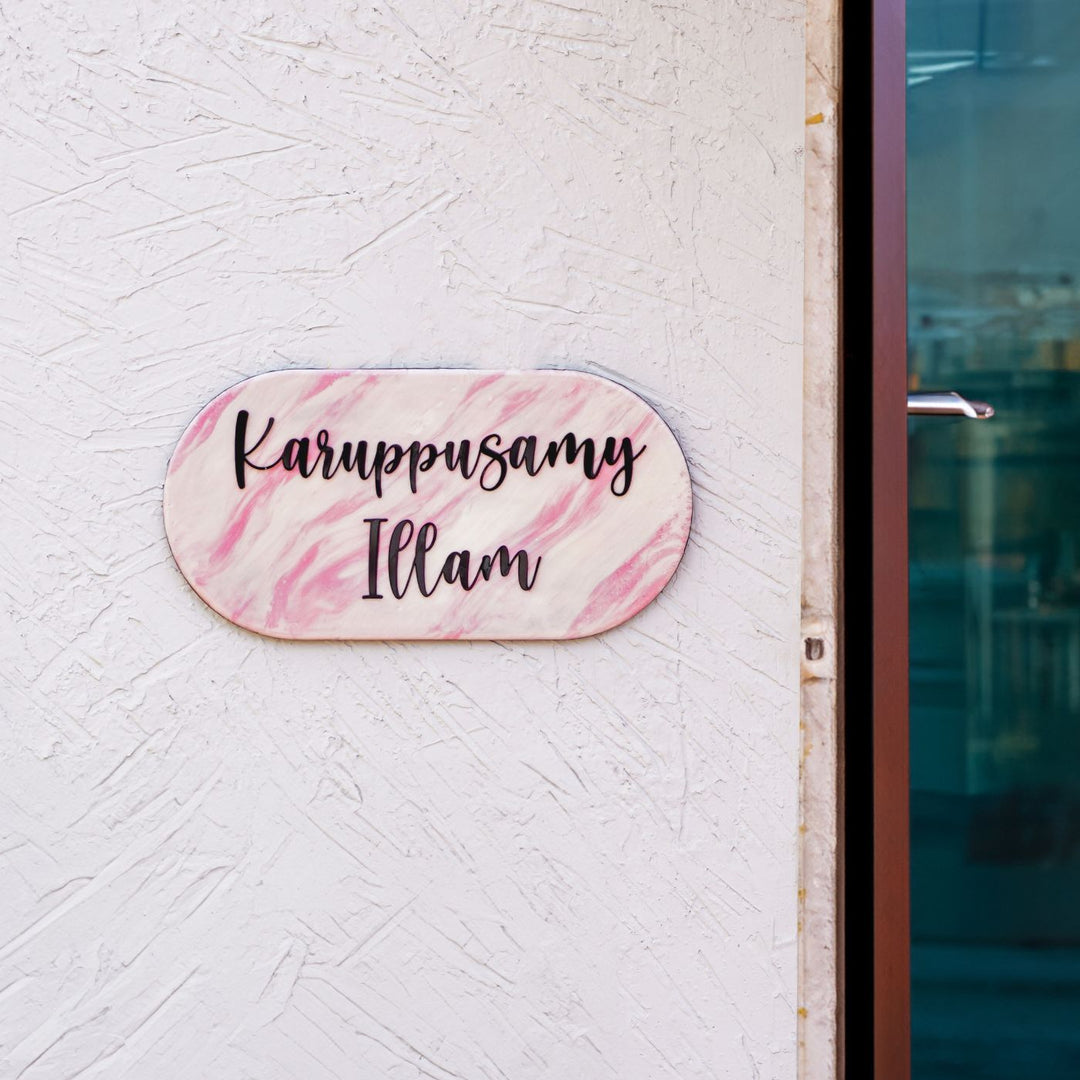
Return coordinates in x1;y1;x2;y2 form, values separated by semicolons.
232;411;647;497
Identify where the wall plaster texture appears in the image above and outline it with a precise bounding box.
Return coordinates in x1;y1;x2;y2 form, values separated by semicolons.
0;0;807;1076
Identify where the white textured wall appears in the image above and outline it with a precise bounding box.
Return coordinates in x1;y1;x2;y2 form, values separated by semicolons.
0;1;805;1077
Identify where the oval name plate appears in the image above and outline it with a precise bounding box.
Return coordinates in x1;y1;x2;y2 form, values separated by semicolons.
164;369;692;640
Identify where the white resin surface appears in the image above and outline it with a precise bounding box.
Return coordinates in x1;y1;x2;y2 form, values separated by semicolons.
165;369;692;639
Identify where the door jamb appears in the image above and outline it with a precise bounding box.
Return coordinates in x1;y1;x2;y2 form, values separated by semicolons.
841;0;910;1074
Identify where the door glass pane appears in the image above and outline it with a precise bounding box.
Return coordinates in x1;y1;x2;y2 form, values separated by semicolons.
908;2;1080;1075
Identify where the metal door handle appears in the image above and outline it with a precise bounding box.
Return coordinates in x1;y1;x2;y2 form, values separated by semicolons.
907;391;994;419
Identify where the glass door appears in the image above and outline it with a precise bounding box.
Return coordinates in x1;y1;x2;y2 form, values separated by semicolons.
908;1;1080;1074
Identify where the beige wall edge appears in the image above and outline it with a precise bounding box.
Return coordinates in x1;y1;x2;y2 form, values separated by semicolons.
800;0;842;1076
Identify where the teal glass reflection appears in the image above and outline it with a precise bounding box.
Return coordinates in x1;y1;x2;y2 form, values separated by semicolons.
909;2;1080;1075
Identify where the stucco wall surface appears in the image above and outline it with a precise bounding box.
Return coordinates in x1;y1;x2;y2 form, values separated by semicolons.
0;1;805;1077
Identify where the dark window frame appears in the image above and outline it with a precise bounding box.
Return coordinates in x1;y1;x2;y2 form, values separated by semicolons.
841;0;910;1075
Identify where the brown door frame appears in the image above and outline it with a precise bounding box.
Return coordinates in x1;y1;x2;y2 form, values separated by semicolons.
870;0;910;1072
841;0;909;1075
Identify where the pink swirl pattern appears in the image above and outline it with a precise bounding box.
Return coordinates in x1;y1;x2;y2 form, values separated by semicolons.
163;369;693;640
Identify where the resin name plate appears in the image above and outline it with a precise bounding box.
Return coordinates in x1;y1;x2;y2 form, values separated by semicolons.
164;369;692;640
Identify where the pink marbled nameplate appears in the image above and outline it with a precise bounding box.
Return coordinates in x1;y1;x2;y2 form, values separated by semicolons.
164;370;692;640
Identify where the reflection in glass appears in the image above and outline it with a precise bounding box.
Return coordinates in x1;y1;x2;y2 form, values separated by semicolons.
909;1;1080;1075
